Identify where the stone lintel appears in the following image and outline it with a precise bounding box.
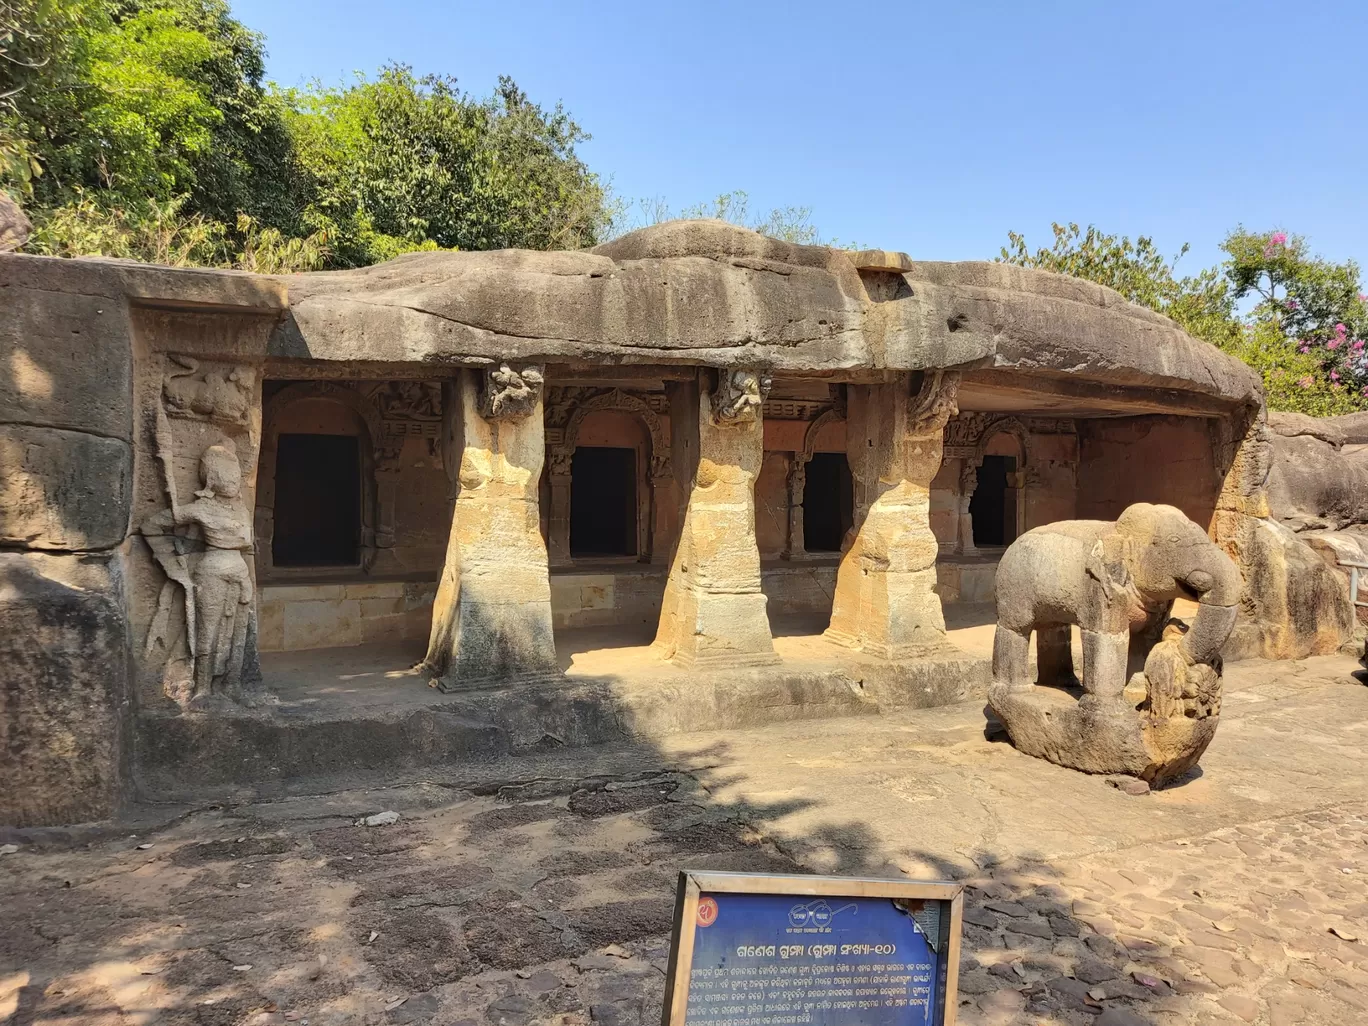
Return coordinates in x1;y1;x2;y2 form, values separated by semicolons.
846;249;915;274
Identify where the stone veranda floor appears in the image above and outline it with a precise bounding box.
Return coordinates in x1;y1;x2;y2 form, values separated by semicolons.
3;653;1368;1026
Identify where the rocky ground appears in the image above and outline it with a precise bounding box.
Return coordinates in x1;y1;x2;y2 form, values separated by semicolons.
3;652;1367;1026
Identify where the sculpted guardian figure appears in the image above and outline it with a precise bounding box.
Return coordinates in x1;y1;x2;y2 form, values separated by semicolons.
988;502;1241;784
142;443;255;700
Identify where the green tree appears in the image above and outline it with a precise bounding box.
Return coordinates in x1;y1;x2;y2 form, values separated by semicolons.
7;5;612;270
999;222;1366;415
1000;222;1240;348
2;0;280;213
282;65;610;265
1;0;109;194
1222;228;1368;400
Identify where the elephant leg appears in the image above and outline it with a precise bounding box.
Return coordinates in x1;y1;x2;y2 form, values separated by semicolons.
1080;629;1130;698
1036;625;1077;688
993;625;1033;690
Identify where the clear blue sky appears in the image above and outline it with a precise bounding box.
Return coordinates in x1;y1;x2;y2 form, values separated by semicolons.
234;0;1366;272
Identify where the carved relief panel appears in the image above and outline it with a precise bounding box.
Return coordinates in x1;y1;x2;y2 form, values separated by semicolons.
141;355;260;705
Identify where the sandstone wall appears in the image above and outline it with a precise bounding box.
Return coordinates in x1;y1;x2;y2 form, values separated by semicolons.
1076;416;1221;527
1;263;135;826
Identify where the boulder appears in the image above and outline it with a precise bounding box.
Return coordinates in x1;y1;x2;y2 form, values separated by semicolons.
0;191;30;252
1267;430;1368;531
1267;410;1346;447
1321;411;1368;445
1225;518;1355;660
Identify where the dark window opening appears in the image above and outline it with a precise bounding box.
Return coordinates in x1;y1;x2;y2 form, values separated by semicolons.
970;454;1018;548
273;433;362;566
570;447;637;557
803;452;854;552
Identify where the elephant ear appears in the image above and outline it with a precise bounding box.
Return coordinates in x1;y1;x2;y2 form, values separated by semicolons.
1086;535;1132;602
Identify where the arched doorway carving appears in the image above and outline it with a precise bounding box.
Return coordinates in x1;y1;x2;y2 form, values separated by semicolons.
257;382;397;578
784;407;849;557
546;389;672;566
957;415;1031;554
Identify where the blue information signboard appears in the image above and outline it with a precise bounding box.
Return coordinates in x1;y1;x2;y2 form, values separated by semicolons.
662;873;963;1026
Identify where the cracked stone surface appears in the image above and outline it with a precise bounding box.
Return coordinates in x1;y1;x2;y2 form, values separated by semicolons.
3;652;1368;1024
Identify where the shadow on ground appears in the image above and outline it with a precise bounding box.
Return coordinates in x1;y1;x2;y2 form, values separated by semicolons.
0;729;1194;1026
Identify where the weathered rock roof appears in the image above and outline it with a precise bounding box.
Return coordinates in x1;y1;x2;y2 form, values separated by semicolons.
3;219;1262;408
277;220;1261;407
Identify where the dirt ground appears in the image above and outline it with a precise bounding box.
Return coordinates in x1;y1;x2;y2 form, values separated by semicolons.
3;652;1367;1026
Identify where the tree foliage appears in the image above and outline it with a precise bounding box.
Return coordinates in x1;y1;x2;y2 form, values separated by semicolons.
611;190;838;246
281;66;608;266
1001;223;1367;416
1223;228;1367;403
3;1;610;269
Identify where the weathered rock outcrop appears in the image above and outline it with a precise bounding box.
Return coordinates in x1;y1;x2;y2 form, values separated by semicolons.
1267;412;1368;531
0;191;30;252
1224;517;1356;659
1;261;138;824
0;553;131;827
0;223;1300;826
1261;411;1368;632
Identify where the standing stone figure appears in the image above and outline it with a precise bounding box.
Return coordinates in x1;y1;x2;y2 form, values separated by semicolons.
142;443;254;699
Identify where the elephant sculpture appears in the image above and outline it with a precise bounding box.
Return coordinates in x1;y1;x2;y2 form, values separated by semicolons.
988;503;1242;785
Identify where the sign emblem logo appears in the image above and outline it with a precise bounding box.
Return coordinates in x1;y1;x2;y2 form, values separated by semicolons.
788;899;856;928
697;897;719;927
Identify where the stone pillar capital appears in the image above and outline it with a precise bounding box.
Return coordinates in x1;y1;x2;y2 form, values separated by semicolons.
710;368;772;426
480;363;545;422
908;369;961;435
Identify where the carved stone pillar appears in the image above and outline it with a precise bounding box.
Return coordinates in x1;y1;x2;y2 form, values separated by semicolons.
956;458;979;556
547;450;573;568
423;364;558;689
648;453;673;564
785;453;808;559
653;369;779;669
826;371;959;657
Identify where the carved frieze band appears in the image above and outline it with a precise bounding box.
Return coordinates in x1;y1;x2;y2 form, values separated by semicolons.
263;380;450;467
944;411;1078;488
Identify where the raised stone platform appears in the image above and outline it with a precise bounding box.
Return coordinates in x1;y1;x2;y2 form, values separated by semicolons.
133;619;991;800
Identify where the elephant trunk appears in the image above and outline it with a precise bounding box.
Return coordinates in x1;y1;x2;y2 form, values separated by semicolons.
1180;551;1243;664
